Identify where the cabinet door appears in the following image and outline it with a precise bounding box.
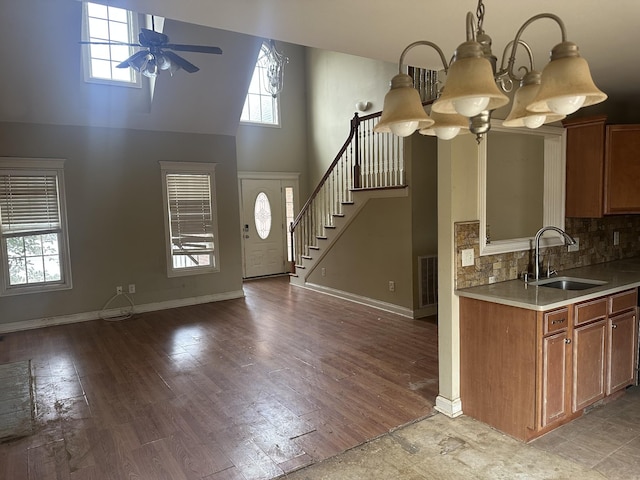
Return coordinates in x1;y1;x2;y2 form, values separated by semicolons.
605;125;640;214
541;331;570;427
564;116;606;217
573;320;606;412
607;310;638;394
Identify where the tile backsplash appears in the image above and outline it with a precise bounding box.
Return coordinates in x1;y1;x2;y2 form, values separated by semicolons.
455;216;640;289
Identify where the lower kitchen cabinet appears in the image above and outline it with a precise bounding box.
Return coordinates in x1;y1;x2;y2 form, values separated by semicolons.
572;319;606;411
460;288;639;442
607;302;638;394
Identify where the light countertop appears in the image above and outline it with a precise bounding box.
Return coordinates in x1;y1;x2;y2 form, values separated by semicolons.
455;257;640;311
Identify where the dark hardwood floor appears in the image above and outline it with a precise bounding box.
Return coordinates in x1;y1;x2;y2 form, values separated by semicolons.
0;276;439;479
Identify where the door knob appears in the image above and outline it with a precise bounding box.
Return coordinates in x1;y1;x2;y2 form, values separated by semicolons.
564;338;572;344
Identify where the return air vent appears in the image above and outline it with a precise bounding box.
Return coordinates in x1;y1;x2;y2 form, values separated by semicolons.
418;255;438;308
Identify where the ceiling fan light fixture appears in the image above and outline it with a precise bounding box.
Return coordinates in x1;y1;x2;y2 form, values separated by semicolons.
141;53;159;78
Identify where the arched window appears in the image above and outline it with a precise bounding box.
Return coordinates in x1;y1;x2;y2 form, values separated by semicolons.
240;41;286;126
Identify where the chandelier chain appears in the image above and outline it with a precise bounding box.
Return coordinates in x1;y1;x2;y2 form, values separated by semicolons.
475;0;485;33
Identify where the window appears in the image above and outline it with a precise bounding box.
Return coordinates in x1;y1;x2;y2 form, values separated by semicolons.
82;2;140;86
284;186;295;261
254;192;272;240
160;162;219;277
240;42;280;126
0;159;72;296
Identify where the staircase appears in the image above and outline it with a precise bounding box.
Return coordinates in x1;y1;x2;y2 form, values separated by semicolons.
289;110;408;286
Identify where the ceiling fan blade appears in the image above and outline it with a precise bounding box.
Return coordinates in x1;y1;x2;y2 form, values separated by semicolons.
164;44;223;55
116;50;149;69
79;41;141;47
163;50;200;73
139;28;168;47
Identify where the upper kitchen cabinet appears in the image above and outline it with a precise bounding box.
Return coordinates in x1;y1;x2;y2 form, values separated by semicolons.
564;115;640;217
605;125;640;214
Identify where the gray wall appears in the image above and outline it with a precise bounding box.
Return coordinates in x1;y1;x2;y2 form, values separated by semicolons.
0;0;260;136
302;49;439;313
236;42;310;198
305;48;397;186
0;122;243;325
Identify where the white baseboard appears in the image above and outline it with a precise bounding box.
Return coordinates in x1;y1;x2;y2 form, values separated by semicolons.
0;289;245;334
435;395;463;418
413;305;437;319
300;282;414;318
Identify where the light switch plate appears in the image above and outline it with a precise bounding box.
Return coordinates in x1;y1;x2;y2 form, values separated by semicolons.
461;248;474;267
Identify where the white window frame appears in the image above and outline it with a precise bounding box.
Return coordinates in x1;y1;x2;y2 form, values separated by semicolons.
240;42;281;126
81;2;141;87
0;158;72;297
160;161;220;278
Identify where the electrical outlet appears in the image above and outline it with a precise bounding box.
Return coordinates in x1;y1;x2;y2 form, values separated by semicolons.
613;231;620;246
489;276;496;284
321;268;326;277
128;284;136;294
461;248;474;267
568;237;580;252
388;280;395;292
116;286;123;295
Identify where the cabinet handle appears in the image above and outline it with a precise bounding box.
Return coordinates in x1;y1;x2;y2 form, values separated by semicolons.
565;338;572;344
551;318;566;325
612;324;618;329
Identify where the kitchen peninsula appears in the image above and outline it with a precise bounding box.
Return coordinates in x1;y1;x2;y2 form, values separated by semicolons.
456;258;640;441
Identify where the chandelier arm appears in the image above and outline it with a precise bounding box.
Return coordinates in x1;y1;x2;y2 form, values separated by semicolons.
498;39;535;82
504;13;567;80
466;11;477;41
397;41;450;74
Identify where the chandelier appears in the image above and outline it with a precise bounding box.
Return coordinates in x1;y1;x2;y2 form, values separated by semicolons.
374;0;607;142
262;40;289;97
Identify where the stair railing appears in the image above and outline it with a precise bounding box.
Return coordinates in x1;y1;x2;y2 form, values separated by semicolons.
289;110;405;267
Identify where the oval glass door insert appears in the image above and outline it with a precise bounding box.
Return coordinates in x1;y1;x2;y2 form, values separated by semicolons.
254;192;272;239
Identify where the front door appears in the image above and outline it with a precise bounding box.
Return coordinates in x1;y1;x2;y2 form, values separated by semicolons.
240;178;285;278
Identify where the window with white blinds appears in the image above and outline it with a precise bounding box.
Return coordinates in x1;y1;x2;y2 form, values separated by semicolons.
160;162;219;277
0;159;72;296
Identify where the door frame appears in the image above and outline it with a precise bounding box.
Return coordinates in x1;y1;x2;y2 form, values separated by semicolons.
238;171;300;278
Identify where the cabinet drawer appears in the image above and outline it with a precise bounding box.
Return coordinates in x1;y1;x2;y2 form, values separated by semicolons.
544;308;569;335
575;298;607;326
609;289;637;315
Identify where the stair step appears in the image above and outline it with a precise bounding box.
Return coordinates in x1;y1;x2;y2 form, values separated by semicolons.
309;246;320;250
301;255;313;260
341;201;355;205
324;225;336;229
316;236;327;240
289;272;299;278
294;264;306;269
333;213;345;218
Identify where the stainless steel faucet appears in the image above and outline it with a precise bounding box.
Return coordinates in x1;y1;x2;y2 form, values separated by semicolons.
533;226;576;280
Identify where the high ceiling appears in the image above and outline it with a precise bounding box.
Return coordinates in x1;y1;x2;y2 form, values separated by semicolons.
111;0;639;104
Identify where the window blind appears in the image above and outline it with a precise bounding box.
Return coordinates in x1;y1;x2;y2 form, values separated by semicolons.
0;174;61;234
166;173;214;257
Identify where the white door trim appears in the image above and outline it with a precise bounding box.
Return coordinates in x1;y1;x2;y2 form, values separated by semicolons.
238;172;300;278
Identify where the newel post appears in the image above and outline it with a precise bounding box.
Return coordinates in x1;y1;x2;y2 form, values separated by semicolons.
352;112;361;189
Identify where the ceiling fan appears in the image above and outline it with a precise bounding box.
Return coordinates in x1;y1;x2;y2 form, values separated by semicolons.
83;27;223;78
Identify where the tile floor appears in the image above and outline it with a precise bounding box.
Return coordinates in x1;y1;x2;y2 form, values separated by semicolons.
282;385;640;479
532;385;640;479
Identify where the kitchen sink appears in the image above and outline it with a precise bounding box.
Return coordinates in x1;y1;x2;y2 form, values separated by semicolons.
530;276;608;291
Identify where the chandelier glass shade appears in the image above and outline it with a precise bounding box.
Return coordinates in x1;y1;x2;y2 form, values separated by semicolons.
376;1;607;142
419;110;470;140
